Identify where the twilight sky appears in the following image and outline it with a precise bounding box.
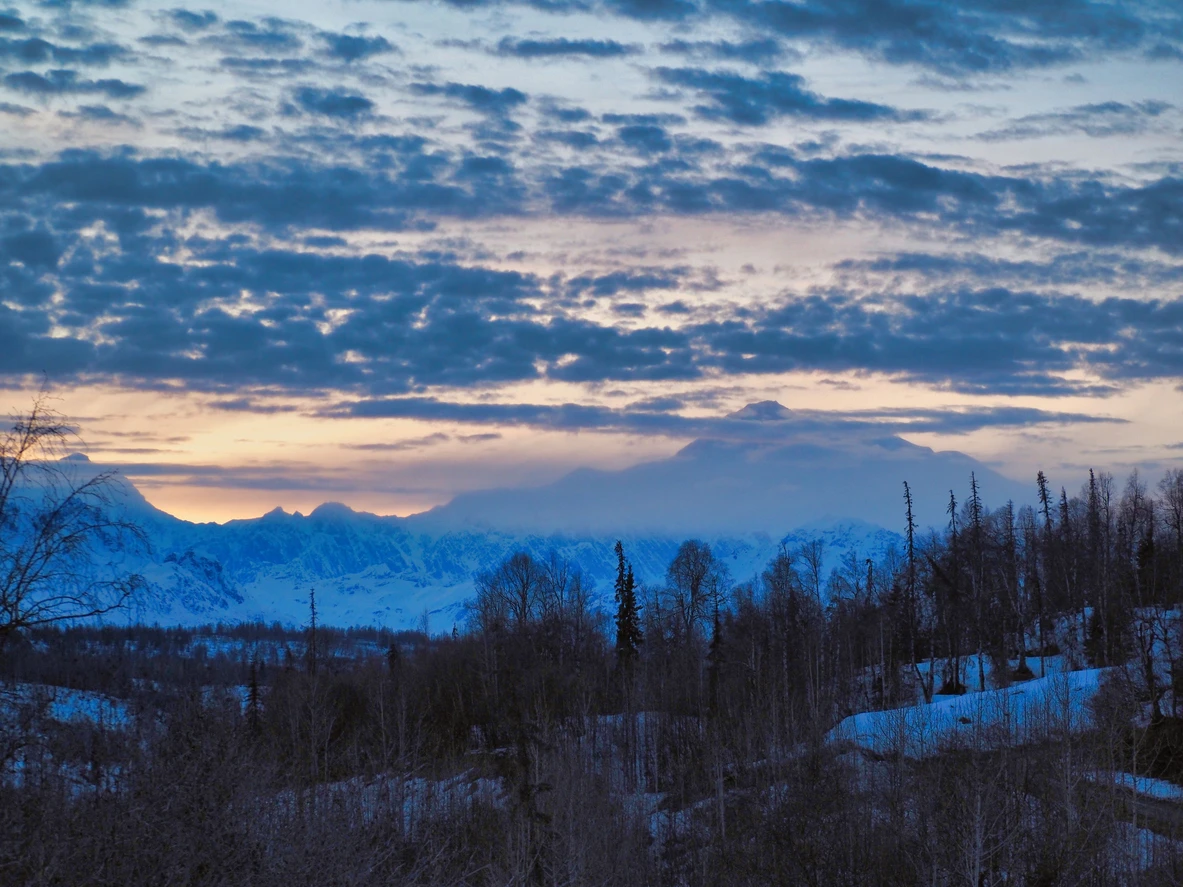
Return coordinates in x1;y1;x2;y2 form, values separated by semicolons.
1;0;1181;522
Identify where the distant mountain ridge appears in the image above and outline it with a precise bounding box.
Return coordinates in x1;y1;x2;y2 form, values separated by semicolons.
126;509;905;631
68;402;1033;630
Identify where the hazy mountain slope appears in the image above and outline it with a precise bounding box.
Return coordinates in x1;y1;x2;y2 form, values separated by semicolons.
418;403;1031;534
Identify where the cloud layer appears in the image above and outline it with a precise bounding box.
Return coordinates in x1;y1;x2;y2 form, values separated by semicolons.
0;0;1179;452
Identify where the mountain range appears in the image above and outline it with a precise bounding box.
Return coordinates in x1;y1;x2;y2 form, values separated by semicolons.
70;403;1035;630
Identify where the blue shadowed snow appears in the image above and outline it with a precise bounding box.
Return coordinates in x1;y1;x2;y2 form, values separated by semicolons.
829;668;1108;757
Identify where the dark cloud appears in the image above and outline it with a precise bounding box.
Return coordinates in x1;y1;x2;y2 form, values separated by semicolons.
168;9;218;31
208;397;299;413
0;149;515;232
4;142;1180;256
617;122;672;153
602;111;684;125
659;37;790;63
654;67;930;125
495;36;639;58
536;128;599;149
2;169;1183;399
294;86;374;118
59;103;139;124
602;0;698;20
410;80;528;116
220;18;301;51
692;288;1148;396
0;12;25;30
565;268;686;296
1148;42;1183;61
332;395;1123;437
345;432;451;451
139;34;187;47
533;149;1183;256
835;250;1183;291
3;69;145;98
390;0;1180;74
0;37;127;66
980;100;1174;141
175;123;267;142
322;33;395;62
0;100;34;115
542;104;592;123
221;56;314;75
0;227;61;267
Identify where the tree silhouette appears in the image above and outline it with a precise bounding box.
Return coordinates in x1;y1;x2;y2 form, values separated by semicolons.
613;541;642;670
0;393;147;648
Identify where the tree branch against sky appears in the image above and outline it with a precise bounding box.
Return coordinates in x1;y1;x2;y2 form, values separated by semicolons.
0;395;147;645
0;0;1179;520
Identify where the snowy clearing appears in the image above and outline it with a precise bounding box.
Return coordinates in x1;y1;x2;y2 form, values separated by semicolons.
828;668;1109;757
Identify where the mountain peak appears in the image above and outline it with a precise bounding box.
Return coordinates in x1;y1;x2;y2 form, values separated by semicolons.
727;401;793;422
310;501;357;520
61;452;91;462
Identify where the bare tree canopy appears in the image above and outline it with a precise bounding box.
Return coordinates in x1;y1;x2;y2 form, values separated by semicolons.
665;539;728;638
0;394;147;645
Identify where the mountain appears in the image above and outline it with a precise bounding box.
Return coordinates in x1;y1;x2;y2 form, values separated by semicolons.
64;402;1032;630
120;512;903;631
417;401;1031;534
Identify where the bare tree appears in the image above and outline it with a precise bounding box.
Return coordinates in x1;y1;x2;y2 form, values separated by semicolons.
665;539;727;639
474;550;544;629
798;538;826;608
0;393;147;647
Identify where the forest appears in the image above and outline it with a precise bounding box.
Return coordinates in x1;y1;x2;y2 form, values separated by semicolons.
4;466;1183;885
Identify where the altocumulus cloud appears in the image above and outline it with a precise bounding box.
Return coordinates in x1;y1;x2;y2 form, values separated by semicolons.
0;0;1178;454
294;85;374;117
2;198;1183;401
653;67;930;125
3;69;145;98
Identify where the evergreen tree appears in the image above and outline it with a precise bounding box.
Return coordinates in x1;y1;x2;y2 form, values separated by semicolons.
247;656;261;734
306;588;318;675
904;481;932;701
613;541;642;669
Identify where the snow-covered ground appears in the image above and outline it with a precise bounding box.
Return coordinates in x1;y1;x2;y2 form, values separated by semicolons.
1087;771;1183;803
829;668;1108;757
2;683;130;729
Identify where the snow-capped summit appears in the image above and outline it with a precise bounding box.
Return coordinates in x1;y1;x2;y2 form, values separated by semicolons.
727;400;794;422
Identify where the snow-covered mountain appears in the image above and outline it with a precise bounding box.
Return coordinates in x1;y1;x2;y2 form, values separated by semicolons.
122;510;903;631
419;401;1031;534
74;402;1032;630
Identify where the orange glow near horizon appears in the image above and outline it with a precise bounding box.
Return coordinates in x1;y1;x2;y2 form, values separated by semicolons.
5;373;1180;525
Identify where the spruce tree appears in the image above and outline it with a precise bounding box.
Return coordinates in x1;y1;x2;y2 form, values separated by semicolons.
306;588;318;675
613;541;642;668
247;656;261;734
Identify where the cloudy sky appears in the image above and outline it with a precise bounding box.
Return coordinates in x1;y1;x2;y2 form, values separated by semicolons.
1;0;1181;521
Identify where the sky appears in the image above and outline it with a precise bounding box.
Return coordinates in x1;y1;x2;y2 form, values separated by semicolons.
0;0;1181;522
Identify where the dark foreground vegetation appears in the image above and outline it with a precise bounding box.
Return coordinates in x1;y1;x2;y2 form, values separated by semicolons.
5;467;1183;885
